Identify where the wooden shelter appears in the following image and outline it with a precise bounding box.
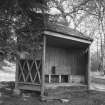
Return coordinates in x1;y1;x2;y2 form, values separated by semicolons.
15;23;93;100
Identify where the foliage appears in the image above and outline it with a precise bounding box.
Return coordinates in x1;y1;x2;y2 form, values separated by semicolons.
0;0;47;61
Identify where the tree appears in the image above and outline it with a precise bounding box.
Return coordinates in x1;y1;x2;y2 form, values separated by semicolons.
0;0;47;61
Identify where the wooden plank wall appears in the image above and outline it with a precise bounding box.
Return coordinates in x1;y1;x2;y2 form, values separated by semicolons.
45;45;87;76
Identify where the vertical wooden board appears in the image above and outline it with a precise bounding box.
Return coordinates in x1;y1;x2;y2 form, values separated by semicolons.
87;46;91;89
15;59;19;88
41;35;46;97
45;45;87;81
45;46;71;74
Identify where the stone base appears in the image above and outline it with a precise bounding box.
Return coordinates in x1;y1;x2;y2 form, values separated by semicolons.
13;88;21;95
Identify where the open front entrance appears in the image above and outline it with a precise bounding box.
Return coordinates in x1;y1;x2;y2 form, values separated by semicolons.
44;35;89;87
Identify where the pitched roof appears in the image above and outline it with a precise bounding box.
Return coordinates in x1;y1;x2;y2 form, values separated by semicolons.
45;23;93;41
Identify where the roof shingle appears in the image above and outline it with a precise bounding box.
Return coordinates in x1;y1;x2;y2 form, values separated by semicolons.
45;23;93;41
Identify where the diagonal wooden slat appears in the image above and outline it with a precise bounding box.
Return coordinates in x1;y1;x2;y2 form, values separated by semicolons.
30;60;35;73
18;71;22;81
37;59;42;72
37;60;42;82
18;61;26;82
18;73;24;81
37;60;42;78
18;61;22;81
18;59;42;84
32;60;38;82
24;60;30;82
22;60;28;81
34;60;41;83
33;71;38;82
37;60;41;79
26;60;33;82
25;60;35;82
22;60;27;72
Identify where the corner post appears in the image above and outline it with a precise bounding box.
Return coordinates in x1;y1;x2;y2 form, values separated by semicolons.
14;59;20;95
41;35;46;99
87;45;91;90
15;59;18;88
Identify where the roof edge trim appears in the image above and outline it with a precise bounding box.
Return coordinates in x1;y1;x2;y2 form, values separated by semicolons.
44;30;92;44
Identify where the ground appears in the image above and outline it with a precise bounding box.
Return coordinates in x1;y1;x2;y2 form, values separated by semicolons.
0;79;105;105
0;84;105;105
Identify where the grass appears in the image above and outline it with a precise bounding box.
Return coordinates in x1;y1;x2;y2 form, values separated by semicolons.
0;81;105;105
0;86;105;105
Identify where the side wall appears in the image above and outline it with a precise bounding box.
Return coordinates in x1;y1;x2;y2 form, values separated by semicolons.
45;45;87;76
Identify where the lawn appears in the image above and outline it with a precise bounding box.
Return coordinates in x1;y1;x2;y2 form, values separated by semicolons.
0;87;105;105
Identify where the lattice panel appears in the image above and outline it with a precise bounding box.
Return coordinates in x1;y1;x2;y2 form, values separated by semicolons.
18;59;42;84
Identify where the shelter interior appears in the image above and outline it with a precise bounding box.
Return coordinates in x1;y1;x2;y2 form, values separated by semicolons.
45;35;89;87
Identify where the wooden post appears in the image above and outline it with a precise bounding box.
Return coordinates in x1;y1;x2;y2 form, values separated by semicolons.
68;75;71;83
87;46;91;90
15;59;18;89
14;59;21;95
41;35;46;99
59;75;61;83
49;74;51;83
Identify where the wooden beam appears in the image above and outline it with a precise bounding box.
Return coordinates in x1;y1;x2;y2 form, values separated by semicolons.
49;74;51;83
87;46;91;90
59;75;61;83
16;82;40;85
44;31;92;44
18;85;41;91
41;35;46;98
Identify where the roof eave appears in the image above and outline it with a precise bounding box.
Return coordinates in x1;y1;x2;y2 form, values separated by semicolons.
44;30;92;45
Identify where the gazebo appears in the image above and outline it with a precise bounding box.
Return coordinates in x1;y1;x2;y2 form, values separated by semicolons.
15;23;93;100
